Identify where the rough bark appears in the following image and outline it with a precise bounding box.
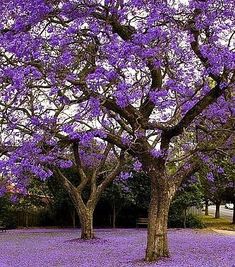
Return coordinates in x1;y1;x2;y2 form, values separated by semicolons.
142;151;201;262
79;208;95;239
53;168;96;239
215;202;220;219
145;176;174;262
68;185;97;239
68;186;98;239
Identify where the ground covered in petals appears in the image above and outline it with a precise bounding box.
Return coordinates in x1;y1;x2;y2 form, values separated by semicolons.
0;228;234;267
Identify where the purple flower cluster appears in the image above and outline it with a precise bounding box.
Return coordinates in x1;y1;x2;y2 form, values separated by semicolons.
119;171;132;181
151;149;165;159
133;160;142;172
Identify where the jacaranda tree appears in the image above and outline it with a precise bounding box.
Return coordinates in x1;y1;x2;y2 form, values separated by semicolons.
0;0;234;262
198;154;235;219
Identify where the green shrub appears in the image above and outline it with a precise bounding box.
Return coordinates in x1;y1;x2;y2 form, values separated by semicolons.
168;213;184;228
0;213;17;229
186;214;205;229
168;213;205;229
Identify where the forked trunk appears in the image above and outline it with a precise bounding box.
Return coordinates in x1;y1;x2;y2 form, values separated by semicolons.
215;202;220;219
80;209;94;239
145;180;173;262
69;191;95;239
53;168;99;239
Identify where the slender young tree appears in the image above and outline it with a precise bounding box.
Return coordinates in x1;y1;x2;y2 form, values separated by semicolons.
52;143;125;239
0;0;234;262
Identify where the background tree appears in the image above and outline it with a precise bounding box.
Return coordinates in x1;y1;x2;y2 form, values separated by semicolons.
127;172;151;215
51;144;125;239
170;176;203;228
221;158;235;224
102;174;134;228
0;195;17;229
47;174;77;228
199;155;235;219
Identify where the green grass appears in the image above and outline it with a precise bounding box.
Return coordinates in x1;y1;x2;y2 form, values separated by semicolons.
200;215;235;231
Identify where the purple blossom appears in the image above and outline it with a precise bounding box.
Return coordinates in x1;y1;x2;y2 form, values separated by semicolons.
0;185;6;197
207;172;214;182
89;97;101;117
133;160;142;172
56;160;73;169
217;167;224;174
92;129;107;139
114;82;130;108
151;149;164;158
119;172;132;181
183;163;191;170
121;135;132;146
30;116;41;126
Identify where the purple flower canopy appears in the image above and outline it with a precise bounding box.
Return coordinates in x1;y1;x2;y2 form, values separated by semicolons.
0;229;234;267
0;0;234;192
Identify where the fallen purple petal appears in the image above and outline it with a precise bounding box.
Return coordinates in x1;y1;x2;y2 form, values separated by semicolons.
0;228;234;267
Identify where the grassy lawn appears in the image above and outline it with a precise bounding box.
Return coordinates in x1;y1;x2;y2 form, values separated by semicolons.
200;215;235;231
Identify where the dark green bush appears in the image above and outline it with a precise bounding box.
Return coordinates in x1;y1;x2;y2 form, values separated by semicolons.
0;213;17;229
0;196;17;229
168;213;205;229
186;214;205;229
168;213;184;228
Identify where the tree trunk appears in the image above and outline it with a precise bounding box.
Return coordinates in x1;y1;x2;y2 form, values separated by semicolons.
215;203;220;219
183;208;187;229
205;199;209;216
70;190;96;240
71;209;76;228
232;200;235;224
53;168;102;240
145;180;173;262
25;211;29;228
79;208;95;239
112;202;116;228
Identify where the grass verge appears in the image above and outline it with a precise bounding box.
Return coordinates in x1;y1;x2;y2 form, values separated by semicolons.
200;215;235;231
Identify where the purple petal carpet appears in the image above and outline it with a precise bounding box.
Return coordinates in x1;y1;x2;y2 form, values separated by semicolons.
0;228;234;267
